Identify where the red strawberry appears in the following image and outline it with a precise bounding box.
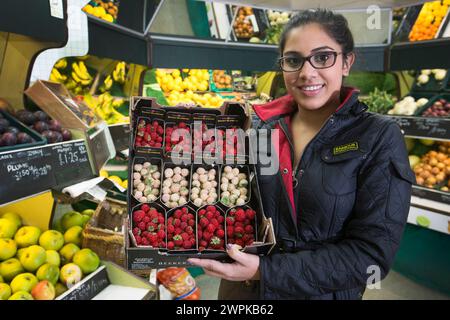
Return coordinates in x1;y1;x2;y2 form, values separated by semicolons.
141;204;150;212
199;246;206;251
146;223;157;233
181;214;188;222
182;207;188;214
142;231;149;238
246;209;256;220
143;216;150;223
133;210;145;223
199;217;209;228
235;222;244;229
188;219;195;227
209;236;223;249
229;209;236;217
147;233;158;243
235;239;244;247
216;229;225;239
158;216;165;224
181;232;189;240
226;226;234;237
226;217;235;225
174;209;182;219
167;241;175;250
138;221;146;231
141;238;149;246
190;238;196;246
206;211;214;220
234;226;244;238
183;240;192;249
206;224;216;233
202;231;212;241
228;238;235;244
180;222;188;230
173;219;181;227
135;235;142;244
200;240;208;247
186;226;194;235
188;213;194;220
132;227;141;236
175;227;182;234
244;225;254;234
198;209;206;217
235;209;246;222
217;216;224;224
197;230;202;240
167;224;175;234
173;235;183;247
206;205;215;212
157;230;165;239
210;218;219;227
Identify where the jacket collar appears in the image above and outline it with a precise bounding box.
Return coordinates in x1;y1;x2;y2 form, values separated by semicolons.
252;87;362;123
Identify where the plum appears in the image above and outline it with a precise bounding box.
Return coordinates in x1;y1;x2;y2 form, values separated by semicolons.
0;132;17;146
6;126;20;134
61;128;72;141
48;119;62;132
34;110;50;122
17;110;36;125
0;118;9;134
42;130;63;143
17;132;33;144
33;121;49;133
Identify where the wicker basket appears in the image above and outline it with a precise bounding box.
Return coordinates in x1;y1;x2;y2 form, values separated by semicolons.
82;198;127;267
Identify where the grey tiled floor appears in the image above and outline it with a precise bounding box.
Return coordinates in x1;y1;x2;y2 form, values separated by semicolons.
195;271;450;300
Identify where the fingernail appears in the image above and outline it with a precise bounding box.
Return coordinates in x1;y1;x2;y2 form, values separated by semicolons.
226;244;233;250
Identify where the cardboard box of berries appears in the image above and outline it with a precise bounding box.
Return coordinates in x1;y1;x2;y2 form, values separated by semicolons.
125;97;275;269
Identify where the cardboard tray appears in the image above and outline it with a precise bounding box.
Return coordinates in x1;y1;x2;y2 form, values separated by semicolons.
416;94;450;117
0;110;46;152
56;261;157;300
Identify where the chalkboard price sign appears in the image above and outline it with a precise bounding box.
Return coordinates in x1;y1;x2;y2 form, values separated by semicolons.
59;266;110;300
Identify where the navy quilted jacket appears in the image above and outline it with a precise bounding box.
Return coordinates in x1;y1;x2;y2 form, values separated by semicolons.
249;88;415;300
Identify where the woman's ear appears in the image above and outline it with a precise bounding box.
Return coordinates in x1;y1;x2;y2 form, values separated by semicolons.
342;52;355;76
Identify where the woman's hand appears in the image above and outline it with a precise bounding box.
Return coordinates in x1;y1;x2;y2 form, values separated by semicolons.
187;244;260;281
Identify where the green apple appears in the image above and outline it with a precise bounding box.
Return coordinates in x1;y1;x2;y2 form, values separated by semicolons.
54;282;68;297
19;245;46;272
0;238;17;261
0;218;18;239
0;283;11;300
0;212;22;230
39;230;64;251
45;250;60;267
53;219;63;233
8;291;33;300
31;280;55;300
59;263;82;288
36;263;59;285
59;243;80;265
63;226;83;246
61;211;84;232
81;214;91;227
10;273;38;293
81;209;95;217
0;258;24;282
16;248;27;260
73;248;100;274
14;226;41;248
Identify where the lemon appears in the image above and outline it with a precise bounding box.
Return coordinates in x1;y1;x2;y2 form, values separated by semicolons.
108;176;123;185
172;70;181;78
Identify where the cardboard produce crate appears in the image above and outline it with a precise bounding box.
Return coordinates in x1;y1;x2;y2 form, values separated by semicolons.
126;97;275;270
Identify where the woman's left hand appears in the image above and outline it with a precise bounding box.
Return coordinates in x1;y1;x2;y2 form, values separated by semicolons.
187;244;260;281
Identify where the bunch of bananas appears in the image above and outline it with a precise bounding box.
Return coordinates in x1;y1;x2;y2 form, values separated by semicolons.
72;61;93;86
50;68;67;83
112;61;126;84
99;75;113;93
94;93;129;125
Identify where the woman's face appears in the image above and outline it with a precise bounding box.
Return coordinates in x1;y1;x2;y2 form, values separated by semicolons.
282;23;354;111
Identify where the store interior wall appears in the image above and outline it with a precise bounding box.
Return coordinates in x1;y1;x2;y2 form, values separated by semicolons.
0;32;56;110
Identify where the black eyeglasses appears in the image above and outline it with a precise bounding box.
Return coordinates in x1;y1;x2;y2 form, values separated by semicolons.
279;51;342;72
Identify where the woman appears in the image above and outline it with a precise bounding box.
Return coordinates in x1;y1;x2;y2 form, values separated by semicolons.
188;9;415;300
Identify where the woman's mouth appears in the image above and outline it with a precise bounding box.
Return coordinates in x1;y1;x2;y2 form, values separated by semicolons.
297;84;325;96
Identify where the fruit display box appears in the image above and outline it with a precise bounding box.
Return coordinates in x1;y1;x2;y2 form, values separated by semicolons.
416;94;450;117
0;110;46;152
56;261;156;300
411;70;450;93
126;97;275;270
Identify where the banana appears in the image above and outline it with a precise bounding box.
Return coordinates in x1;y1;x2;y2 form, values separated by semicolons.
72;71;92;86
50;68;66;82
72;62;91;81
54;58;67;69
65;79;77;89
78;61;88;74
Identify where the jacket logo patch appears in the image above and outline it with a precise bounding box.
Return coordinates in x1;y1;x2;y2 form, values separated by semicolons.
333;142;359;155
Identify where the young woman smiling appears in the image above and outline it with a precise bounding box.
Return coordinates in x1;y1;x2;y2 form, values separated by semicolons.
188;9;415;300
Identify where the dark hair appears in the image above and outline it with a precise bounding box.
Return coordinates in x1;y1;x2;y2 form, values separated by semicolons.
279;9;354;56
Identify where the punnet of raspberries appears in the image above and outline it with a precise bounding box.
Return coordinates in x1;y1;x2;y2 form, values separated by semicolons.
165;122;191;154
197;205;225;251
167;206;196;250
192;122;216;154
132;204;166;248
135;118;164;148
226;207;256;247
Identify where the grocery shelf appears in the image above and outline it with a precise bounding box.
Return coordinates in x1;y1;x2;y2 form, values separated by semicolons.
0;139;95;205
148;35;387;71
389;38;450;70
88;16;148;66
412;185;450;206
408;196;450;235
0;0;67;43
387;115;450;141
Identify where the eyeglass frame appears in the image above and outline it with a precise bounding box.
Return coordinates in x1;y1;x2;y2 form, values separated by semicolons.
278;51;344;72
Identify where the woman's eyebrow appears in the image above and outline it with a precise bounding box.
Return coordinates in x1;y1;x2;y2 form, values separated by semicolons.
311;46;335;52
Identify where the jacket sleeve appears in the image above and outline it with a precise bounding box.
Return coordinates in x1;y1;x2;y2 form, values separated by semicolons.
259;122;416;298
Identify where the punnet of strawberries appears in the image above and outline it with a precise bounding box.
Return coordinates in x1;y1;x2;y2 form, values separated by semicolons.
135;118;164;148
167;206;196;250
165;122;191;154
197;205;226;251
192;122;216;154
132;204;166;248
226;207;256;247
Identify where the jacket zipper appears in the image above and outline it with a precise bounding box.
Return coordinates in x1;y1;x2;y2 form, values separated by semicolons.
279;115;335;188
